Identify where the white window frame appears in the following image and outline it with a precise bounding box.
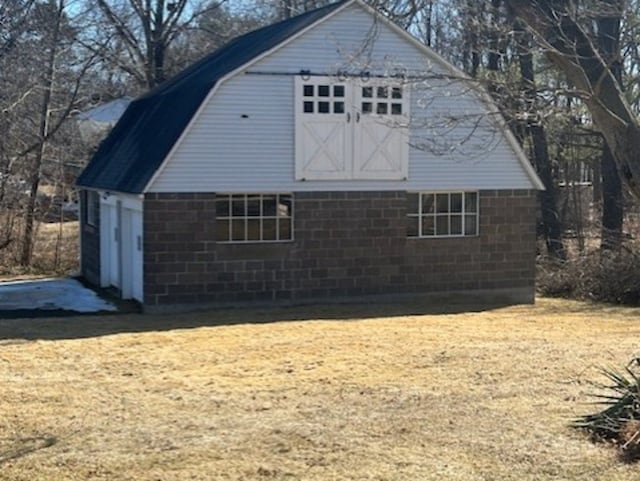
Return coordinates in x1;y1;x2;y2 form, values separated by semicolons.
407;191;479;238
215;193;294;243
86;190;99;227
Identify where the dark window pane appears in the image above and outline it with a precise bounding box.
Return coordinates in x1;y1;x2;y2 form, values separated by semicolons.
362;102;372;114
377;103;388;114
436;193;449;213
318;101;330;113
247;196;261;216
451;215;462;235
263;195;277;216
303;85;314;97
303;101;314;113
421;193;435;214
377;86;388;98
216;219;230;241
465;192;478;213
407;193;419;214
318;85;330;97
362;86;373;98
231;219;245;241
422;216;435;236
436;215;449;236
263;219;277;241
334;101;345;114
392;87;402;99
451;193;463;213
232;195;245;216
391;103;402;115
216;197;230;217
278;195;293;217
279;218;292;240
334;85;344;97
247;219;261;241
407;216;419;237
465;215;478;235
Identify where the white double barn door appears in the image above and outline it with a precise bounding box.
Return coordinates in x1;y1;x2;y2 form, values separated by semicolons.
100;198;143;302
295;75;409;181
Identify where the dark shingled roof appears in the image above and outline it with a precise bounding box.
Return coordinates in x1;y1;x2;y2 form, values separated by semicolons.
76;0;349;193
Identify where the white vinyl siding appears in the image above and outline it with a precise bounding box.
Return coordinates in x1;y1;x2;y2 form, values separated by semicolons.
148;3;537;193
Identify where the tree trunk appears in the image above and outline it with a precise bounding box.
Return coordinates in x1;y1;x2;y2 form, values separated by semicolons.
601;143;623;249
597;1;624;250
515;21;566;260
505;0;640;202
20;0;64;266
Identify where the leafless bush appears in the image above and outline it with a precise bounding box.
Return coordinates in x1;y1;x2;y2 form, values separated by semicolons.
537;245;640;305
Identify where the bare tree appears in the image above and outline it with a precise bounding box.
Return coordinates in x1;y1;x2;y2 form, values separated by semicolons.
505;0;640;202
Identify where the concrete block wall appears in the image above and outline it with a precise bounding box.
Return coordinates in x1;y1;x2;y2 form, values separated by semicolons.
142;190;537;307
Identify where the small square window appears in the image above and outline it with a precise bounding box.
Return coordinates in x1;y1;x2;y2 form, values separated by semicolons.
86;191;99;227
422;216;435;236
334;101;345;114
465;215;478;235
303;85;314;97
450;215;463;235
392;87;402;99
247;219;261;241
407;193;419;213
362;102;372;114
318;101;330;113
279;195;293;217
376;103;388;114
465;193;478;213
377;86;388;98
279;218;292;240
436;193;449;213
216;219;230;241
362;86;373;98
231;219;246;241
421;193;435;214
436;216;449;236
263;219;277;241
263;195;277;216
318;85;330;97
450;193;463;213
216;196;230;217
334;85;345;97
247;196;261;216
391;103;402;115
303;101;314;113
232;195;246;216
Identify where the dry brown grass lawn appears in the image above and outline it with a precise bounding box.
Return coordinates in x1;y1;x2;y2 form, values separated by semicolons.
1;297;640;480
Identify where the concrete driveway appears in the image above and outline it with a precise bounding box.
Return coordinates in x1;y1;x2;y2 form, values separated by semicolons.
0;278;117;314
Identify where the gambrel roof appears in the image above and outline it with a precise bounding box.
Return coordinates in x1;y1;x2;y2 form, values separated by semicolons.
76;0;349;193
77;0;543;193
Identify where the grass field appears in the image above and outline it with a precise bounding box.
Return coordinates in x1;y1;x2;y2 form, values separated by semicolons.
1;297;640;480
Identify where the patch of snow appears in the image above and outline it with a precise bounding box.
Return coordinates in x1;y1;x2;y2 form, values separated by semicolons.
0;278;117;313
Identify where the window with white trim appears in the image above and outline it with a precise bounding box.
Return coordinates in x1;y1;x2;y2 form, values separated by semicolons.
407;192;478;238
86;190;99;227
215;194;293;243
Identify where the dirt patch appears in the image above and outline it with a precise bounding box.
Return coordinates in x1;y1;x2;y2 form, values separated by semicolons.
0;298;638;480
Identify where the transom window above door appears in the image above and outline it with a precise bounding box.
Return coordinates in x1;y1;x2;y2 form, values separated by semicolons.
295;75;409;181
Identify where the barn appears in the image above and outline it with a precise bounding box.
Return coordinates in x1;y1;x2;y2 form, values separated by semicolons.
76;0;543;311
